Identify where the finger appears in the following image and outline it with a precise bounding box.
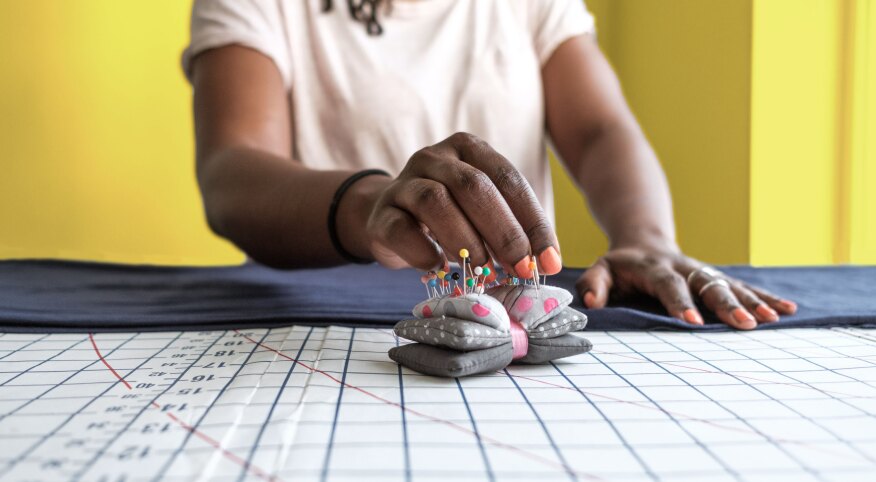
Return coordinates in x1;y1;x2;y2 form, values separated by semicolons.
419;229;451;273
405;144;532;270
454;134;561;276
730;281;779;323
442;133;561;276
576;258;613;308
697;281;757;330
367;206;442;270
643;267;703;325
390;179;489;266
747;285;798;315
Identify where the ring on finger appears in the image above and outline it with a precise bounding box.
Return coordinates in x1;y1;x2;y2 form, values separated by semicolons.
698;278;730;297
687;266;724;285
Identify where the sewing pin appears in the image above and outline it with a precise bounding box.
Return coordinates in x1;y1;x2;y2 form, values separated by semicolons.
420;274;430;299
459;248;469;294
529;256;540;292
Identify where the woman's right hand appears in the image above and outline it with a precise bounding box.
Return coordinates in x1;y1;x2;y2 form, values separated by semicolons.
339;132;562;277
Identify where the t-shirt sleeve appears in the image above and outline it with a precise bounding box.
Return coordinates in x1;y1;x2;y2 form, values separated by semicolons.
181;0;291;89
530;0;596;66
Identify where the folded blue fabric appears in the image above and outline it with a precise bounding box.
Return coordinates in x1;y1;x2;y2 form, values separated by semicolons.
0;260;873;332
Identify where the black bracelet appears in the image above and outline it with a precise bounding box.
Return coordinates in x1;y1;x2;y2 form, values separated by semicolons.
328;169;391;264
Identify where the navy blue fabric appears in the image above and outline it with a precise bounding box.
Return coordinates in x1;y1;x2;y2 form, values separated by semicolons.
0;260;874;333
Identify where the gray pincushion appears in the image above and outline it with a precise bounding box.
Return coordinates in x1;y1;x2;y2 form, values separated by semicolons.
389;284;591;377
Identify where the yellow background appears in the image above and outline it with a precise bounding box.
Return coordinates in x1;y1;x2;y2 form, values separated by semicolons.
0;0;874;267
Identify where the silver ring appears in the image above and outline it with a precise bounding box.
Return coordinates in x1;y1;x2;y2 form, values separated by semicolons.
698;278;730;297
687;266;723;285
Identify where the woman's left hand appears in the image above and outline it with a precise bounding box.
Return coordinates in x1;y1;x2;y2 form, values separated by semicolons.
576;243;798;329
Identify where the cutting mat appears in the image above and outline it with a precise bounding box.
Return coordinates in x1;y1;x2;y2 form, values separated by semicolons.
1;326;875;481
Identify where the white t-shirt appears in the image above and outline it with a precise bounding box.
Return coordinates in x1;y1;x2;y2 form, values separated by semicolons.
182;0;595;223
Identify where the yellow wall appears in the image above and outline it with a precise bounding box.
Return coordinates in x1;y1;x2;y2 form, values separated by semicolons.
556;0;753;267
0;1;873;267
0;0;243;265
847;0;876;264
749;0;842;265
554;0;876;267
749;0;875;265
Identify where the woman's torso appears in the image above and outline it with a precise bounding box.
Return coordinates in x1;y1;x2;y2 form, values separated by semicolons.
185;0;596;223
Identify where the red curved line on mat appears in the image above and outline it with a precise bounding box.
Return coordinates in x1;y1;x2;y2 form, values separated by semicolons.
89;333;281;482
234;329;601;481
89;333;132;390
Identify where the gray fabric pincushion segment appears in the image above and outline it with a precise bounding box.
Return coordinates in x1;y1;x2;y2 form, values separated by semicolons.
486;284;574;330
528;307;588;339
394;317;511;352
391;285;593;377
388;343;513;377
412;293;510;331
514;334;593;364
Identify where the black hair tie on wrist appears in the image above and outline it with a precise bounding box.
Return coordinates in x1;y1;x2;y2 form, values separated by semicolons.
328;169;391;264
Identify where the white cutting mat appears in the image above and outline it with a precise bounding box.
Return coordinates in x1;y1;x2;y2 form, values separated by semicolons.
0;326;875;481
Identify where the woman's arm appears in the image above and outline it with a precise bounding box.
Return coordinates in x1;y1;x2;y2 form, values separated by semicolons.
543;36;796;329
543;37;676;253
192;46;560;273
192;46;388;268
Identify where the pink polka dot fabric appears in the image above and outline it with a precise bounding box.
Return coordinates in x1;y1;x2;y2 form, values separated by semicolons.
488;285;574;330
413;294;509;331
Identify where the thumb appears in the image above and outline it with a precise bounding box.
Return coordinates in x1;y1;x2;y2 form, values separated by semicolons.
576;258;613;308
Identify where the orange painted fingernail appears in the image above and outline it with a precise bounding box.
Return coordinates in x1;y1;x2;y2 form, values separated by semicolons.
683;309;703;325
732;307;756;325
584;291;596;308
755;304;779;322
538;247;562;276
779;299;797;313
514;256;533;279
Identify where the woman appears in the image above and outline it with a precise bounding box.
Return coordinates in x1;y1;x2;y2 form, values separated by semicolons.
183;0;796;329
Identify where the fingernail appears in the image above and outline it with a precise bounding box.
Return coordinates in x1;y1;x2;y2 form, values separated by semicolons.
683;308;703;325
538;247;562;276
584;291;596;308
514;256;533;279
755;304;779;322
779;299;797;313
732;307;756;328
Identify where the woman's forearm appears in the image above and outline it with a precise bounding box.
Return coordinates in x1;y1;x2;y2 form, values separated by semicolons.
569;122;677;250
542;36;677;251
191;46;396;269
197;146;390;269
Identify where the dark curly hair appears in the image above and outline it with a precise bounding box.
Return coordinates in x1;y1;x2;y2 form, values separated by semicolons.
322;0;389;35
